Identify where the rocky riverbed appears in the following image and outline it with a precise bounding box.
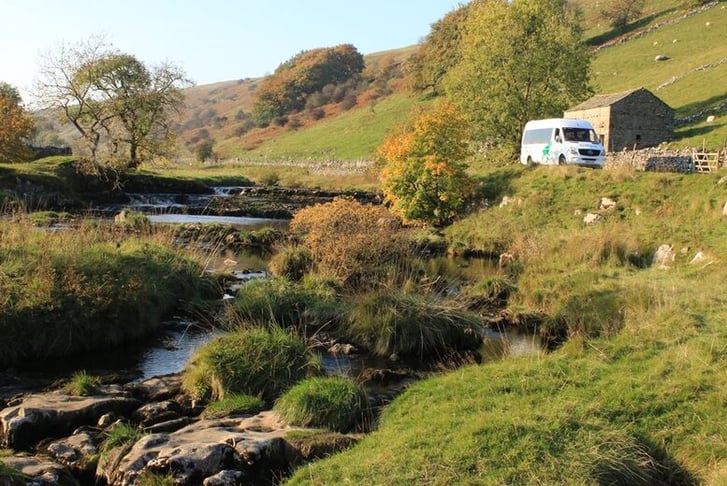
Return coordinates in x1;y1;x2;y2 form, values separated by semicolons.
1;371;402;485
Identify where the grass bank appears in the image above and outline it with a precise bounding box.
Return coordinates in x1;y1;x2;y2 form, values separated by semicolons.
285;165;727;484
0;218;215;368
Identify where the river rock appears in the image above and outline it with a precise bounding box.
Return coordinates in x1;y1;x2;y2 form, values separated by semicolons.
126;374;185;403
98;411;300;486
132;400;184;427
0;389;141;449
45;427;100;479
203;469;248;485
1;454;78;486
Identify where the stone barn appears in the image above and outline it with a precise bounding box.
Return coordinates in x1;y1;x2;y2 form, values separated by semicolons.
564;87;674;152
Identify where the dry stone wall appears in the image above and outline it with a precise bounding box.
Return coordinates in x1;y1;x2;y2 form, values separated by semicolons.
605;146;724;172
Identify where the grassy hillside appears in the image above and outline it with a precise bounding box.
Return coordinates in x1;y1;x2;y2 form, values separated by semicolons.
168;0;726;161
30;2;726;163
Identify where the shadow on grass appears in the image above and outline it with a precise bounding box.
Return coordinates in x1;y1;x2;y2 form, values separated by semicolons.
676;93;727;120
586;9;679;47
675;122;726;140
474;167;521;205
592;434;698;486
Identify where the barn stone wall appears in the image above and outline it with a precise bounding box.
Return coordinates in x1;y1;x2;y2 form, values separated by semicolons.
565;89;674;153
608;90;674;151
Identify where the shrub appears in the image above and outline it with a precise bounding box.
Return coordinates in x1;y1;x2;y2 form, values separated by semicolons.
344;290;485;360
269;246;313;281
201;393;264;419
182;326;322;403
64;370;101;396
275;376;367;433
290;197;410;289
377;102;476;226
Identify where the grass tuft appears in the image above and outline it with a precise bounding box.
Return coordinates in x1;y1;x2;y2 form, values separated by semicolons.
275;376;368;433
344;289;485;360
200;393;264;419
64;370;101;396
182;326;322;403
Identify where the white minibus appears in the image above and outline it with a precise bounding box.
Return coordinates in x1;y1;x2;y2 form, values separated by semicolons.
520;118;606;167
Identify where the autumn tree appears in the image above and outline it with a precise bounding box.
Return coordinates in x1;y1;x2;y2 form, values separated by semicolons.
0;82;34;162
408;4;469;96
378;102;475;226
602;0;645;29
252;44;364;126
444;0;592;156
36;37;191;171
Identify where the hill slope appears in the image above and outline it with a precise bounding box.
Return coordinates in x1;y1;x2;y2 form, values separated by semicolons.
170;1;726;162
33;1;727;162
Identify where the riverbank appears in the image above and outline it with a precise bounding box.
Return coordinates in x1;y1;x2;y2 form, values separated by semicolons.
285;164;727;484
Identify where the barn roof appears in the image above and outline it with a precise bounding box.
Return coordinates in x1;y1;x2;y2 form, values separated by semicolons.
567;87;664;111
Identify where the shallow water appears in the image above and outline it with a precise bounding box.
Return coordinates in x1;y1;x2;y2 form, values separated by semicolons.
147;213;288;230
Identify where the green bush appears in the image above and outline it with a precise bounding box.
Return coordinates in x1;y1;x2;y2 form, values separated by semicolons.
275;376;367;433
182;326;322;403
100;422;143;455
344;290;485;360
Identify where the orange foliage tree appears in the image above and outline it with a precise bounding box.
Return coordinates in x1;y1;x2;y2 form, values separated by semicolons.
0;83;34;162
378;102;475;226
252;44;364;126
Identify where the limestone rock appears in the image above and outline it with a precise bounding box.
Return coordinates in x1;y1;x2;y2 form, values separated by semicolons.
45;428;99;478
653;244;675;269
98;411;299;486
600;197;617;210
1;454;77;485
689;251;706;264
132;400;184;427
583;213;602;225
0;389;140;449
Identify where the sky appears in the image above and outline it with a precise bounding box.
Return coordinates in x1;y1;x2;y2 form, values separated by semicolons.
1;0;458;101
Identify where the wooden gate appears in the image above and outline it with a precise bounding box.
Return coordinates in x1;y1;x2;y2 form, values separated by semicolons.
692;149;722;173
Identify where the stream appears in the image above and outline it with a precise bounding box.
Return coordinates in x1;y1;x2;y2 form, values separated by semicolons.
2;188;542;391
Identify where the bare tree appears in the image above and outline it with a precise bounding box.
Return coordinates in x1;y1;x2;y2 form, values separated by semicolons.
35;36;192;172
602;0;645;29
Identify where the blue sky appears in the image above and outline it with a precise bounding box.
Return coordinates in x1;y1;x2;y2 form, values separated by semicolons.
1;0;458;100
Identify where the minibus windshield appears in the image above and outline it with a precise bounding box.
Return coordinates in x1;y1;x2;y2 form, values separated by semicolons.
563;128;599;143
